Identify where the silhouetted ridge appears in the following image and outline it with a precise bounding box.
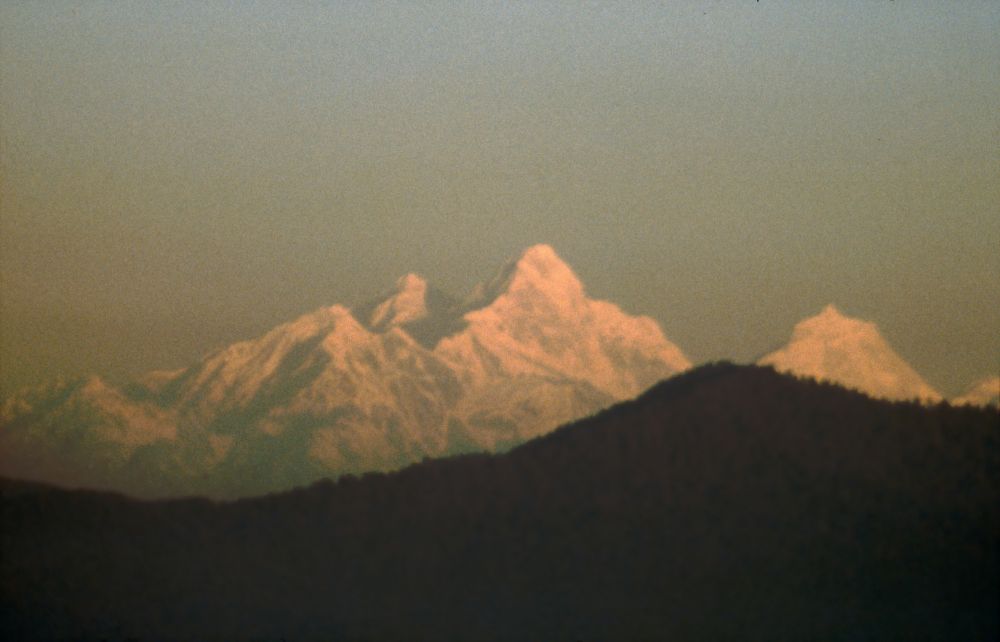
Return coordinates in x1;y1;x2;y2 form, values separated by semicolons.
2;365;997;641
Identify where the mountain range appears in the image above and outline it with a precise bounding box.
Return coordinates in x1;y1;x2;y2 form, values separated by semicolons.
0;245;993;498
3;364;997;641
0;245;690;498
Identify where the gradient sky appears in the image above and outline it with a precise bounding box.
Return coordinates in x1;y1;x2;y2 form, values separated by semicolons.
1;1;998;398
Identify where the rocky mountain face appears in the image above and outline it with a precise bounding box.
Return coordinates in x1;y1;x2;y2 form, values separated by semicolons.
758;304;942;403
0;245;691;498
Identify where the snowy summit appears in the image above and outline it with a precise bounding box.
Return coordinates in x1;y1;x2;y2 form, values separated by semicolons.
759;304;941;403
369;273;430;330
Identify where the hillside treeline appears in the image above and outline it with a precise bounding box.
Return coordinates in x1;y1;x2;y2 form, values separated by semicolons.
2;363;997;641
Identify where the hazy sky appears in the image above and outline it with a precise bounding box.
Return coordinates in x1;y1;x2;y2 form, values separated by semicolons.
2;1;998;398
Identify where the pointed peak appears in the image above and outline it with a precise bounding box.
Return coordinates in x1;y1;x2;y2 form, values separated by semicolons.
321;304;356;319
395;273;427;293
760;305;941;402
819;303;844;318
796;304;875;337
81;374;109;390
274;304;359;341
509;244;581;286
466;244;583;311
77;374;117;399
516;244;564;270
370;274;429;330
807;304;853;325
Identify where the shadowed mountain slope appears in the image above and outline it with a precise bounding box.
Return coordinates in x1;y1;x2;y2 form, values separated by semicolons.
2;364;997;641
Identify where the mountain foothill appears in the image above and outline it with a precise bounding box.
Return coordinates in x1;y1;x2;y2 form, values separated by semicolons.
2;363;997;640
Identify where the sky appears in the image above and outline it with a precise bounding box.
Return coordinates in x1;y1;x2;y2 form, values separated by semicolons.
1;1;997;398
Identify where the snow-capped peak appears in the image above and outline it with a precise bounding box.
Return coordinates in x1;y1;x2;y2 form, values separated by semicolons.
464;244;585;314
507;243;584;298
789;304;880;344
517;243;576;278
436;244;689;399
370;273;429;330
817;303;846;320
759;305;941;402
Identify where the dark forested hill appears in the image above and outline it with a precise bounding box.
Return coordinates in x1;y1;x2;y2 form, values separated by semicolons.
2;363;998;641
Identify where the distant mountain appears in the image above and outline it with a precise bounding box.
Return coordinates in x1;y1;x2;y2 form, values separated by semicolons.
0;245;690;498
759;304;941;402
953;376;1000;408
3;364;996;641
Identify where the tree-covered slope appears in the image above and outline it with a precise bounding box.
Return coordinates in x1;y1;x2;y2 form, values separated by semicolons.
2;364;997;641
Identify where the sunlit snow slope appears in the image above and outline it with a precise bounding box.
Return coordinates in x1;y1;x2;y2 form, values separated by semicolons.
759;305;941;403
952;376;999;408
